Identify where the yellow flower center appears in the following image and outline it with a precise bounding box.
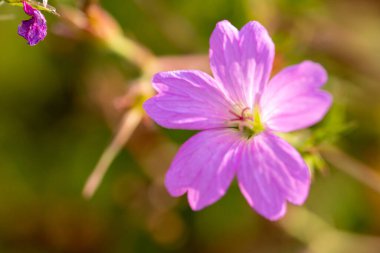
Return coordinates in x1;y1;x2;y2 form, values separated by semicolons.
227;105;265;138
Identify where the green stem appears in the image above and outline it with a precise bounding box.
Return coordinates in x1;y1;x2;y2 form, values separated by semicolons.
105;34;156;73
6;0;59;15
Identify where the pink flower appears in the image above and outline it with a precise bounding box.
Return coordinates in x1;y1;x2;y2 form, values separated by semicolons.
18;1;47;46
143;20;332;220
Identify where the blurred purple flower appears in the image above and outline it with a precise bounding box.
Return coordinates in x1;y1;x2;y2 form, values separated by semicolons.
144;20;332;220
18;1;47;46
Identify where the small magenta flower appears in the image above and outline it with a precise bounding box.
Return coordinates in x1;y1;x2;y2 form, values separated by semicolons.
18;1;47;46
144;20;332;220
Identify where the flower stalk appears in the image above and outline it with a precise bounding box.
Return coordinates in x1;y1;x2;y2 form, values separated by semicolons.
5;0;58;15
82;107;143;199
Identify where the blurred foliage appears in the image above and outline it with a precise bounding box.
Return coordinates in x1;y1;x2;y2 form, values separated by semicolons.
1;0;380;252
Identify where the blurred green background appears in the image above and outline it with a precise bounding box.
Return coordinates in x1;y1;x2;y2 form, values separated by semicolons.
1;0;380;252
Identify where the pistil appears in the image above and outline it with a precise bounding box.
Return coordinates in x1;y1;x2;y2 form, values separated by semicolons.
227;105;264;138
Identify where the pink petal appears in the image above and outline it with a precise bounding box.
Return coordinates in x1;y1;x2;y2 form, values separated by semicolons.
18;1;47;46
261;61;332;132
239;21;275;103
144;70;232;130
165;129;242;210
209;20;274;108
237;132;310;221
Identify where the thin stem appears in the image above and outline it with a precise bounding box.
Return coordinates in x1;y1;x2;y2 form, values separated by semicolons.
321;145;380;195
105;34;156;73
82;107;142;199
79;4;156;199
279;206;380;253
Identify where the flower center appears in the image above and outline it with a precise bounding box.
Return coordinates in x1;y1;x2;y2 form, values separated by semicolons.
227;105;265;138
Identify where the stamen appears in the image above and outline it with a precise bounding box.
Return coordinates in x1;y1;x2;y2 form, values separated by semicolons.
241;107;250;118
227;105;264;138
228;109;243;120
239;121;253;130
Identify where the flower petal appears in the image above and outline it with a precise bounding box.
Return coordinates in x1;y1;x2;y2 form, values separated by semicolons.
209;20;274;108
261;61;332;132
237;132;310;220
144;70;232;130
239;21;275;103
18;1;47;46
165;129;242;210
